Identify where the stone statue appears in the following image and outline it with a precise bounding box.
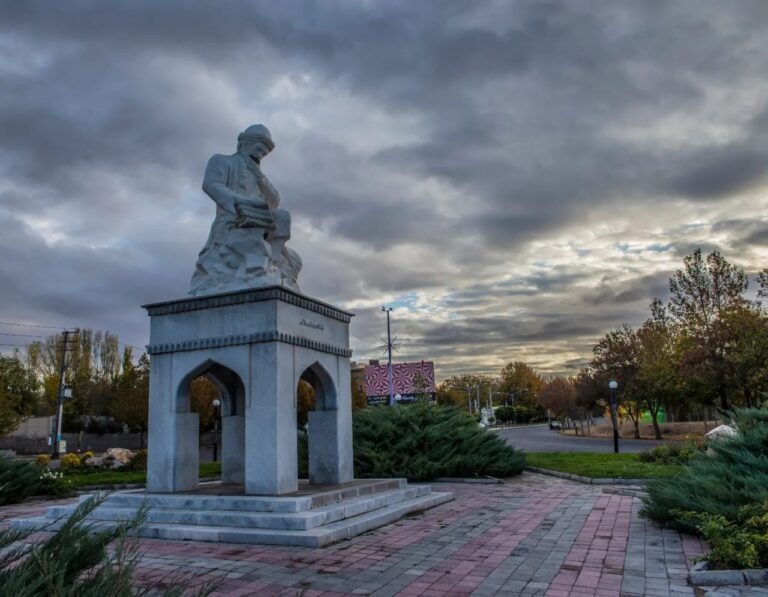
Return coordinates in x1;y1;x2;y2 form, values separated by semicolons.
190;125;302;296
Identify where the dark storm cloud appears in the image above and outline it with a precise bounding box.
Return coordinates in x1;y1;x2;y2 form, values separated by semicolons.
590;273;671;307
1;1;767;375
669;148;767;199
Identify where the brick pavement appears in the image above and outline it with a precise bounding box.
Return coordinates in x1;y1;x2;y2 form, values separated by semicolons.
3;472;764;596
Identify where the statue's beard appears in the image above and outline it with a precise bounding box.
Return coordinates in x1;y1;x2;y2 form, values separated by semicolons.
249;153;262;165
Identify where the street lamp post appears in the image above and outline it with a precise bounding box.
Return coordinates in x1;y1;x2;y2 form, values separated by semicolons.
212;398;221;462
608;381;619;454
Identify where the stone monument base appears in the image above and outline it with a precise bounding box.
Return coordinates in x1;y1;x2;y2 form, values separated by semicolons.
12;479;453;547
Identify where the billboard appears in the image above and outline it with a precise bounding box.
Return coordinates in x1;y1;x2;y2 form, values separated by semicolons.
364;361;436;406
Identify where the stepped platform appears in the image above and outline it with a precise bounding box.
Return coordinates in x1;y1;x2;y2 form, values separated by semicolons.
11;479;453;547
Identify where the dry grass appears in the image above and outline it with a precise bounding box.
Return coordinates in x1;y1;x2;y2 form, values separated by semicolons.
561;420;717;440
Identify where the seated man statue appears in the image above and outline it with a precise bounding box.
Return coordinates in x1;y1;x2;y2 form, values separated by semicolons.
189;124;302;296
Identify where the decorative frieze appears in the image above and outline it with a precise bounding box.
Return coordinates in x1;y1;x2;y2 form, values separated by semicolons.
143;285;353;323
147;330;352;358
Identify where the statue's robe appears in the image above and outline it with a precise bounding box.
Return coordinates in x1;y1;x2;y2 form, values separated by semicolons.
189;152;301;296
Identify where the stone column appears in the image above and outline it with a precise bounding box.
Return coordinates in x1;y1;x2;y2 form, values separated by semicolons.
308;357;353;485
174;412;199;491
147;354;176;492
244;342;298;494
221;415;245;484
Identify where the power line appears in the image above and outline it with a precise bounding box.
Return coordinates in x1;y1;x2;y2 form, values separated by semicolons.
0;332;49;338
0;320;66;330
0;320;145;353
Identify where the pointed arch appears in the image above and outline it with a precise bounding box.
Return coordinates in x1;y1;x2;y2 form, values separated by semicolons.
299;361;337;411
176;358;245;416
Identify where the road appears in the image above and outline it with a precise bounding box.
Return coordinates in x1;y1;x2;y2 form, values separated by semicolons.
497;424;680;453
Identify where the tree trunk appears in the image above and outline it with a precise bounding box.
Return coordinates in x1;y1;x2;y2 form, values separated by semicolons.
719;382;729;412
651;412;662;440
632;417;640;439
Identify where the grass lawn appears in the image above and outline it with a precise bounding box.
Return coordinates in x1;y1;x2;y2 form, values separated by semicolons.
525;452;682;479
63;462;221;488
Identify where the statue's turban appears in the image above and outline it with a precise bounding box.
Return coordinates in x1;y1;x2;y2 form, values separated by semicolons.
238;124;274;151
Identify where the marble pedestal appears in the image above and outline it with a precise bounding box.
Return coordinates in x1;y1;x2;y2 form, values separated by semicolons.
142;286;354;495
11;479;454;547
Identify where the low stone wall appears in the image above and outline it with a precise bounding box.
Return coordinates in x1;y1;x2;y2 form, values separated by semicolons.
0;432;146;455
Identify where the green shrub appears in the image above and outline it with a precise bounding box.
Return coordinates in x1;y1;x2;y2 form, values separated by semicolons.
0;496;217;596
0;456;74;505
641;408;768;532
495;406;515;423
352;404;525;481
676;501;768;569
127;449;147;472
494;405;535;424
638;444;697;465
59;453;82;471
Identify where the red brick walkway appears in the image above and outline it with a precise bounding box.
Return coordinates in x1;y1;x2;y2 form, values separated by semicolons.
1;473;709;596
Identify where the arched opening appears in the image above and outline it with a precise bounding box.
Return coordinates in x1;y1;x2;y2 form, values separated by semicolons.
296;362;340;485
296;378;314;479
176;360;246;489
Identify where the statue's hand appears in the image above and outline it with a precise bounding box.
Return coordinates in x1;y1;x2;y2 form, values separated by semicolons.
235;200;275;229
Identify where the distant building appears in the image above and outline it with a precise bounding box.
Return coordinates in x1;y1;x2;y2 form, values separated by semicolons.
350;361;366;394
364;360;436;406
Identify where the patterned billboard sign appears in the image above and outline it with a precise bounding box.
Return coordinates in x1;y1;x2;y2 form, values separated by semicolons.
364;361;436;405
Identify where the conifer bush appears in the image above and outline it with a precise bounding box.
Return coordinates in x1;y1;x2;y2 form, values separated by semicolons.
352;404;525;481
0;497;216;596
0;455;74;505
641;408;768;532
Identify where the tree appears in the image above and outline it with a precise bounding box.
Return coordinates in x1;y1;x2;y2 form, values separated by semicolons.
635;300;679;439
110;352;150;448
497;361;542;410
590;324;643;438
758;268;768;299
436;374;494;413
351;380;368;411
667;249;748;411
0;355;40;437
722;306;768;408
573;368;601;435
296;379;315;427
411;371;432;402
435;381;467;408
538;377;577;429
190;377;218;432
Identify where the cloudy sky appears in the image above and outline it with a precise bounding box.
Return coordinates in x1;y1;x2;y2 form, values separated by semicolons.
1;1;767;379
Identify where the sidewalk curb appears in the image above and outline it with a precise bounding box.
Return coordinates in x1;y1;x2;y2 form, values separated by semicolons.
689;568;768;586
432;477;504;484
525;466;648;486
488;423;549;432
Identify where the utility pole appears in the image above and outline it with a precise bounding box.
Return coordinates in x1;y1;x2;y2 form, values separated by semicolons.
381;306;395;406
51;329;78;459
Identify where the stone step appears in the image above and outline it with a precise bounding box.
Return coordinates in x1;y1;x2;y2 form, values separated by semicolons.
13;491;454;548
88;478;407;513
42;486;431;531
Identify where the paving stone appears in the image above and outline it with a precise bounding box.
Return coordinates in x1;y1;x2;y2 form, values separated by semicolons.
0;473;719;595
